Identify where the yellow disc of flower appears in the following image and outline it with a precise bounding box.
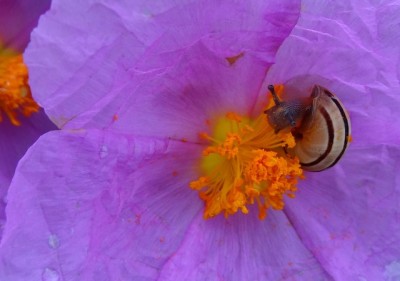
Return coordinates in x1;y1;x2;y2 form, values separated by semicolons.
190;86;304;219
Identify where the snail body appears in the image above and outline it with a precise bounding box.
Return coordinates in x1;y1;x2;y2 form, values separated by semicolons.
265;84;351;172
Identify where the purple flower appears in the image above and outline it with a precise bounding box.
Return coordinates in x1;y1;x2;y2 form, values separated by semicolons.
0;0;55;235
1;1;400;281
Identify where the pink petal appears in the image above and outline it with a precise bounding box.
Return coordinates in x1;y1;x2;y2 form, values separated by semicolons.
158;211;331;280
262;1;400;277
285;144;400;280
0;129;202;280
25;0;300;135
0;110;56;237
71;42;284;140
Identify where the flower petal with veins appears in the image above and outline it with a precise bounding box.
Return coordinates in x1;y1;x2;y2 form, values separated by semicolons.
25;0;300;130
0;130;202;280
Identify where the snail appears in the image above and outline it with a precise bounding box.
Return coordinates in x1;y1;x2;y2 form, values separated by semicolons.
264;84;351;172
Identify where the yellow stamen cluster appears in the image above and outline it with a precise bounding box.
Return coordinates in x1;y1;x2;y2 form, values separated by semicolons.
0;52;39;125
190;101;304;219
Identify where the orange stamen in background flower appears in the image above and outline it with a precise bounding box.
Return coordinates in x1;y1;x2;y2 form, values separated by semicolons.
0;52;39;125
190;87;304;219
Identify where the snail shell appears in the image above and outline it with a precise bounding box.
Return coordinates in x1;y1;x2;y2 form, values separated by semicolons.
293;85;351;171
265;84;351;172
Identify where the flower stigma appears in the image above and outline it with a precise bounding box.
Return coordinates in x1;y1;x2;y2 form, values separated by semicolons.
0;45;39;126
190;85;304;219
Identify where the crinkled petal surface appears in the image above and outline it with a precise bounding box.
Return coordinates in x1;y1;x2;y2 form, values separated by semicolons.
25;0;300;140
0;0;51;51
264;0;400;279
157;211;332;281
0;130;203;280
285;145;400;280
0;110;56;237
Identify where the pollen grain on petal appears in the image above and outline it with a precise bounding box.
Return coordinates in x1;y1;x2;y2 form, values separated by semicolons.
189;176;209;190
225;52;244;66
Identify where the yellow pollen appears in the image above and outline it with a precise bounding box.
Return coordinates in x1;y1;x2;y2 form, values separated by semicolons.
190;88;304;220
0;49;39;126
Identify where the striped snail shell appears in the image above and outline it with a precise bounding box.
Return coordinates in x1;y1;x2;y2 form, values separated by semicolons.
264;84;351;172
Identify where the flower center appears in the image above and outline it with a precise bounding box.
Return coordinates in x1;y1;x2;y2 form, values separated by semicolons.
190;86;304;219
0;47;39;126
